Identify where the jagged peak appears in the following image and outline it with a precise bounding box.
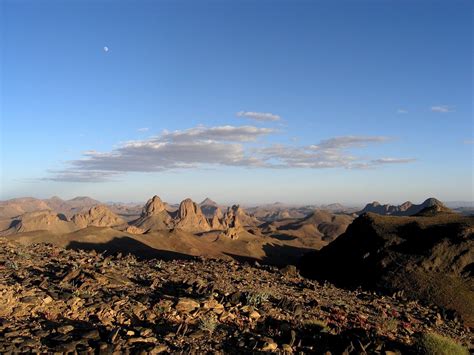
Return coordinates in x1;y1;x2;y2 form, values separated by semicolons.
142;195;166;216
422;197;444;207
199;197;218;206
177;198;201;218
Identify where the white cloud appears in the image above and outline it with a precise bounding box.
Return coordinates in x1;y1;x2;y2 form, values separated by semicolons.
45;170;120;182
45;126;414;182
397;109;408;114
236;111;281;122
160;125;275;142
311;136;391;150
256;136;399;169
371;158;416;164
137;127;149;132
431;105;454;113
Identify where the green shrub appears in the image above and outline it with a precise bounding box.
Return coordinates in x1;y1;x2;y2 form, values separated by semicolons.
303;319;329;332
416;332;468;355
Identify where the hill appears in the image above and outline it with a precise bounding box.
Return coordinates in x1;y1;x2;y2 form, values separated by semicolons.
0;196;102;220
300;209;474;326
71;205;127;228
199;198;224;218
131;196;174;233
0;197;52;219
358;197;446;216
0;210;77;236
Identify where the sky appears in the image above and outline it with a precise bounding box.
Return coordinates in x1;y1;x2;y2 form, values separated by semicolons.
1;0;472;205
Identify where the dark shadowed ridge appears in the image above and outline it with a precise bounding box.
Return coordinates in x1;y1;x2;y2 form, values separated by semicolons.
300;209;474;326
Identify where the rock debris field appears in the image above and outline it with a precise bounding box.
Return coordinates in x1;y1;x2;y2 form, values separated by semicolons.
0;238;472;353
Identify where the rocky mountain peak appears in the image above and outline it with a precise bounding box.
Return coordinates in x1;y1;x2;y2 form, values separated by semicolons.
358;197;447;217
72;205;125;229
174;198;210;233
199;198;218;207
177;198;199;218
142;195;166;216
415;204;453;216
422;197;444;208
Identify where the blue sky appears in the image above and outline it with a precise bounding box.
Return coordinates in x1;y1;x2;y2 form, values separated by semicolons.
1;0;472;205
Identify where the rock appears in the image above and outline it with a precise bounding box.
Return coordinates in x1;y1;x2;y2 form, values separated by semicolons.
282;344;293;353
42;296;53;304
222;205;258;228
126;225;145;234
174;199;211;233
71;205;126;229
142;196;166;216
0;237;470;353
57;325;74;334
202;299;224;314
149;344;169;354
210;213;224;230
132;196;173;232
249;311;261;320
82;329;100;340
261;340;278;351
280;265;298;277
175;298;200;313
20;296;40;304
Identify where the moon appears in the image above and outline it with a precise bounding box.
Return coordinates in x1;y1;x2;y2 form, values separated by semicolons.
103;46;109;53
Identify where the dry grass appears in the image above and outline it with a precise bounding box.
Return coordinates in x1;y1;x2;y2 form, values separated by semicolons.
389;270;474;327
416;332;469;355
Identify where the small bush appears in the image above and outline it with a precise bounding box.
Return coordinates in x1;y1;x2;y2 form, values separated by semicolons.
199;316;217;334
245;291;270;306
304;319;329;332
416;332;468;355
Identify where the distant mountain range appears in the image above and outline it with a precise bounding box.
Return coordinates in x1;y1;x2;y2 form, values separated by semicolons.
357;197;446;216
0;194;361;265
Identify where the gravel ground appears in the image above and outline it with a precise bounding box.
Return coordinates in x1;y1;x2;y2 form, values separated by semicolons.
0;238;472;353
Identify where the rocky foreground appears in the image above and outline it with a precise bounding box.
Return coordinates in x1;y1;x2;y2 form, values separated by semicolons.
0;238;472;354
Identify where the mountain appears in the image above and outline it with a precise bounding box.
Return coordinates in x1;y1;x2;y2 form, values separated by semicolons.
0;196;103;220
222;205;260;228
107;202;143;222
358;197;446;216
131;196;174;233
276;210;353;242
247;204;310;221
300;208;474;326
71;205;126;229
209;211;224;230
258;210;354;251
131;196;213;233
0;198;52;219
0;210;77;236
199;197;224;218
48;196;102;216
174;198;211;233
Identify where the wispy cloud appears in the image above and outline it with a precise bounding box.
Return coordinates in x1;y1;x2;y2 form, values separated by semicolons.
45;126;414;182
371;158;416;164
255;137;408;169
311;136;391;150
431;105;454;113
44;170;121;182
137;127;149;132
159;125;275;142
397;109;408;114
236;111;281;122
464;139;474;145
